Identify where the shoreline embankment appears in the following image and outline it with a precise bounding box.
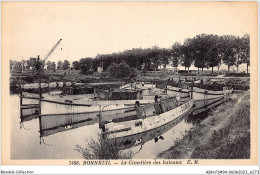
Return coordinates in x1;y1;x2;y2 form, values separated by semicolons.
157;90;250;159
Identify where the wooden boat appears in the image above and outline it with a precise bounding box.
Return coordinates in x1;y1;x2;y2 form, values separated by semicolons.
35;94;226;138
101;97;195;149
191;87;233;100
19;100;140;137
193;95;225;115
19;91;177;125
20;87;168;116
165;86;232;100
21;93;193;140
165;86;190;98
39;96;161;116
120;82;166;96
101;109;190;150
20;90;228;143
38;106;141;137
23;98;189;138
19;83;231;140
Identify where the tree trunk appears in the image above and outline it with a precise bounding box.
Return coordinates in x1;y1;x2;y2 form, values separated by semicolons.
228;65;230;73
247;63;249;73
202;67;203;71
237;65;239;73
212;67;213;74
188;67;190;73
185;66;186;73
198;67;199;74
218;66;220;75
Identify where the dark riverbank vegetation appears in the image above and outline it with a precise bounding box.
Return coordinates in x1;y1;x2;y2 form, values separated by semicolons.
75;135;133;159
158;91;250;159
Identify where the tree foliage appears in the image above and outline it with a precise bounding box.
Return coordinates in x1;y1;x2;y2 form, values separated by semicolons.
79;57;93;74
181;39;194;72
107;61;137;79
57;61;63;70
62;60;70;70
219;35;238;72
46;61;52;70
72;61;80;70
171;42;182;68
236;34;250;73
51;62;56;72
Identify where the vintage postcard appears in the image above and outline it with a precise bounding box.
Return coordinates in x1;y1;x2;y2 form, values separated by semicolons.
1;1;258;172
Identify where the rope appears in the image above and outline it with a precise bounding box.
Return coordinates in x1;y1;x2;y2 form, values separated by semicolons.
133;143;143;156
20;122;30;130
133;139;144;156
41;137;52;146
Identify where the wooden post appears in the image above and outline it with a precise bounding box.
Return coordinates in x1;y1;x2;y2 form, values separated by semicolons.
48;83;50;93
190;80;193;99
178;75;181;88
38;95;42;144
20;91;23;106
39;92;42;144
19;91;23;124
39;82;42;99
98;105;105;131
165;82;168;95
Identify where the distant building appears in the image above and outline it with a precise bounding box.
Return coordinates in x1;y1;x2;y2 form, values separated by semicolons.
158;63;250;74
159;64;196;73
159;67;178;73
30;57;36;69
97;62;103;73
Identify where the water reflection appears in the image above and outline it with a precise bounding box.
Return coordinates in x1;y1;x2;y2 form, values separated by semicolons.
40;114;99;137
131;120;193;159
12;94;98;159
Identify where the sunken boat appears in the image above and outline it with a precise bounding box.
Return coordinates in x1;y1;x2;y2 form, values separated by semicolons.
100;96;195;150
19;85;171;127
166;85;232;115
192;95;226;115
20;81;169;116
165;85;232;100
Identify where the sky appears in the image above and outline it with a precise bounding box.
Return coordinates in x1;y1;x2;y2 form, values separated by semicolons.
2;1;257;65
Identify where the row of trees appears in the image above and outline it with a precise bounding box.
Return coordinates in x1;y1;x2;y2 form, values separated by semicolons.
10;59;71;73
175;34;250;73
9;60;37;72
45;60;70;72
10;33;250;76
71;33;250;75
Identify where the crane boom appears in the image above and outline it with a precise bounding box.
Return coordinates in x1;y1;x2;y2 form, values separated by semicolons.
43;38;62;62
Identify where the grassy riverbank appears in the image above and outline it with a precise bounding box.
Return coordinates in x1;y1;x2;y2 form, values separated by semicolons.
75;135;133;159
158;90;250;159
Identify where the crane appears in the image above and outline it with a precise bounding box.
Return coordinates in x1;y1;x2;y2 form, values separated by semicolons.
43;38;62;62
34;38;62;75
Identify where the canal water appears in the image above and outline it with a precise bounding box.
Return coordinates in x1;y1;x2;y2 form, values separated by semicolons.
11;94;195;159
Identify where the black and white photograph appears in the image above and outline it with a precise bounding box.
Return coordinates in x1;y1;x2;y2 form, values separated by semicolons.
1;1;258;169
